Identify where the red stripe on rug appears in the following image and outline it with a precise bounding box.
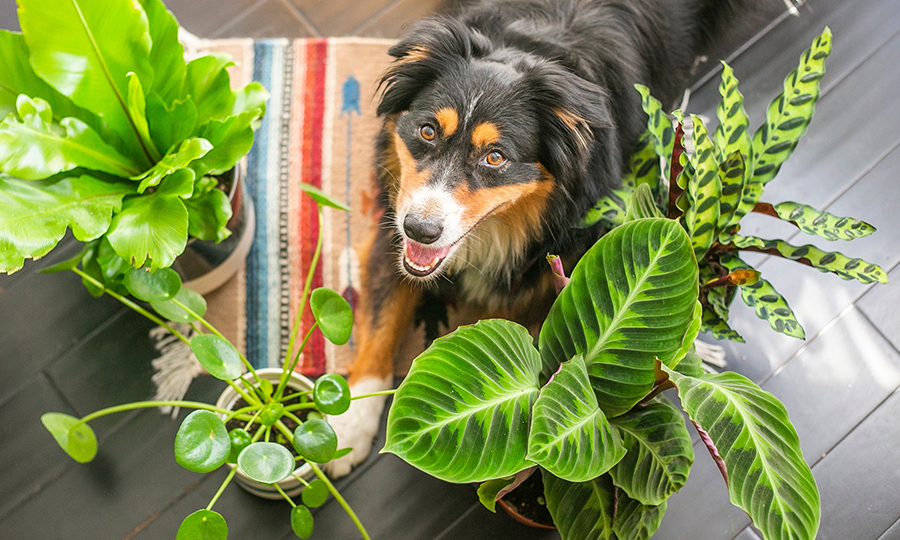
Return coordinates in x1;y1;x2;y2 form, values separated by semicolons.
299;39;328;376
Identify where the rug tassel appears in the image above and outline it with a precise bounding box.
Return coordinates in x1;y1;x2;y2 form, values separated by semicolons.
150;324;204;418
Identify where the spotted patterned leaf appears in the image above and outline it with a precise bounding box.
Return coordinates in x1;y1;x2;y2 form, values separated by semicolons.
714;62;752;164
579;188;632;229
663;366;820;540
721;181;764;243
527;355;626;482
683;115;721;259
716;151;746;233
701;307;745;343
773;202;876;241
630;131;668;212
540;219;699;417
609;397;693;506
721;254;805;339
636;85;675;184
384;319;541;483
700;262;734;323
731;236;888;285
751;28;832;187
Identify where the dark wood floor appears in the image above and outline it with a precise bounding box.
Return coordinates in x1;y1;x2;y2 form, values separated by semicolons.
3;0;900;539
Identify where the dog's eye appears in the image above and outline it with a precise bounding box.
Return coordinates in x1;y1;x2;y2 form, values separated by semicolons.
484;151;506;167
419;124;436;141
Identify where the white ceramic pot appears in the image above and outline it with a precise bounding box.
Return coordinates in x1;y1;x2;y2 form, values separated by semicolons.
215;367;316;499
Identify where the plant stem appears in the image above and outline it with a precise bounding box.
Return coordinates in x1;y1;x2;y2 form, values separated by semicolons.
77;400;244;426
72;268;191;346
283;403;319;412
227;379;261;409
206;466;238;511
282;207;324;382
308;462;372;540
277;391;312;403
291;473;311;487
275;483;296;507
276;324;318;400
284;411;304;426
351;389;396;401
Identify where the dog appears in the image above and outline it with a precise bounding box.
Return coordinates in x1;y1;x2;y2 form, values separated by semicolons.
327;0;754;477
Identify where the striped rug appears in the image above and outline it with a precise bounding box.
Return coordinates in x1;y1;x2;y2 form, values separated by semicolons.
197;37;403;377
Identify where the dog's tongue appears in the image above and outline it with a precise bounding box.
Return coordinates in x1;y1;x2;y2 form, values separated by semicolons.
405;239;450;267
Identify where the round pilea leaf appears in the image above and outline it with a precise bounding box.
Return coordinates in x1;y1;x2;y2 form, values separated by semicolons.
256;379;274;399
313;373;351;415
151;286;207;322
123;267;181;303
259;403;285;427
175;410;230;473
291;505;314;539
41;413;98;463
301;479;329;508
176;509;228;540
190;334;242;381
310;287;353;345
227;428;252;464
237;442;294;484
292;419;337;463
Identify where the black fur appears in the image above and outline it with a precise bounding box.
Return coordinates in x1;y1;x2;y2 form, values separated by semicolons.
373;0;753;307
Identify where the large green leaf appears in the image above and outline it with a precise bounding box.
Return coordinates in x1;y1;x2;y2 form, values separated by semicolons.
134;137;212;192
183;54;235;128
773;202;876;241
683;115;721;259
18;0;155;162
751;27;832;186
543;472;615;540
183;185;232;242
527;355;626;482
609;397;693;506
663;366;820;540
146;95;198;156
612;491;667;540
0;96;140;179
137;0;185;104
539;218;699;417
0;30;100;128
191;113;256;177
720;254;805;339
107;169;193;270
384;319;542;483
125;73;161;162
714;62;752;164
0;175;133;273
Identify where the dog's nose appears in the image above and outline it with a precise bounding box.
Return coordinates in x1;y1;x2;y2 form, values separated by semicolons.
403;214;444;244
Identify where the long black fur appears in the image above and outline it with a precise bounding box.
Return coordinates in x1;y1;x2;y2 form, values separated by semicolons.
372;0;754;309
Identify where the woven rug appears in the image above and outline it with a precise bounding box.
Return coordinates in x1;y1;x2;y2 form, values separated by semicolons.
188;37;436;379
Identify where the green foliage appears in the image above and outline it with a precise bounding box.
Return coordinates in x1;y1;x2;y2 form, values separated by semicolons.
123;267;181;302
310;288;353;346
190;334;242;381
292;419;338;464
237;442;295;484
177;510;228;540
527;355;626;482
291;505;315;539
384;319;542;483
313;373;351;415
721;254;805;339
539;219;699;416
0;0;268;274
40;413;98;463
174;410;230;473
151;286;207;322
773;202;876;241
301;480;330;508
664;366;820;540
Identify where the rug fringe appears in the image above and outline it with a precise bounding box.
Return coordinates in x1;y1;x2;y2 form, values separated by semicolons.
150;324;204;418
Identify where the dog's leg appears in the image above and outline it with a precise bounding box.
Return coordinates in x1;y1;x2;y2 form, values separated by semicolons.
326;228;421;477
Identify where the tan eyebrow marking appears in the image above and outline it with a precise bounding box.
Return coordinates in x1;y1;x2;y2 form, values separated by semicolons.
434;107;459;137
471;122;501;147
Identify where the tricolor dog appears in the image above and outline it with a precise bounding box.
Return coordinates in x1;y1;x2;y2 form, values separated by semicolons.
328;0;753;476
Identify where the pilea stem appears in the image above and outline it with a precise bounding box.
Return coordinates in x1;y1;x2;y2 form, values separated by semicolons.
351;389;396;401
283;411;304;426
206;466;238;511
291;473;311;488
77;400;247;426
275;483;296;507
309;462;372;540
277;391;312;403
283;207;324;382
277;324;318;399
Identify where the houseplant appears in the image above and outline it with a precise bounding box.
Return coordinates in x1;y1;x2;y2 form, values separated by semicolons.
381;27;886;540
0;0;267;291
42;185;380;539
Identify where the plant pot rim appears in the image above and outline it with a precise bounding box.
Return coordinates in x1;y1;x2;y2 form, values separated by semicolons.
215;367;316;499
496;498;557;530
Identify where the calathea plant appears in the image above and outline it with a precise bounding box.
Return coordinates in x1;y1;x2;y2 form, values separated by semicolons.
42;186;379;540
0;0;267;284
381;27;884;540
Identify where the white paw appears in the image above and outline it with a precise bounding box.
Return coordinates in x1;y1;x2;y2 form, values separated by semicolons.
325;377;391;478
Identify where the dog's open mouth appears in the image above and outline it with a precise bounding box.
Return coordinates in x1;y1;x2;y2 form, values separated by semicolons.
403;239;451;277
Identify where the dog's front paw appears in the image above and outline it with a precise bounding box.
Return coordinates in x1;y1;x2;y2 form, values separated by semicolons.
324;377;391;478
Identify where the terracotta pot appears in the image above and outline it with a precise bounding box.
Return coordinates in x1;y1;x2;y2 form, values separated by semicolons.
215;368;316;499
172;160;255;295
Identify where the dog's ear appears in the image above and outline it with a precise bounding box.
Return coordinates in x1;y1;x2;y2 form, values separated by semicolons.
522;61;618;185
377;18;492;116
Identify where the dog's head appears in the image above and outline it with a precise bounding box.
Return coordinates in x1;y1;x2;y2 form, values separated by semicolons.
377;18;618;283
